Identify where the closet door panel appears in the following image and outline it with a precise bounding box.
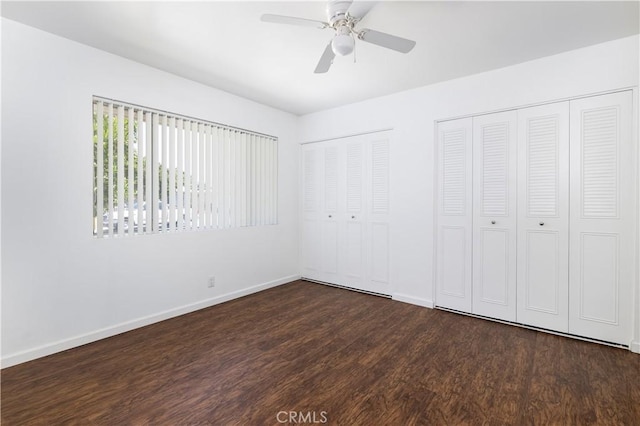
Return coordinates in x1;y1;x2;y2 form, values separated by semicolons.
523;230;561;311
478;228;510;304
569;91;635;345
367;137;391;295
371;223;389;281
301;146;324;280
440;226;468;298
472;111;517;321
517;102;569;332
343;140;366;290
436;118;473;312
302;219;322;278
579;233;619;323
320;144;340;283
321;220;339;280
344;221;364;282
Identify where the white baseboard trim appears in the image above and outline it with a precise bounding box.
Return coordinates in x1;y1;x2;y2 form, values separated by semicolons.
1;275;300;369
392;293;434;309
631;340;640;354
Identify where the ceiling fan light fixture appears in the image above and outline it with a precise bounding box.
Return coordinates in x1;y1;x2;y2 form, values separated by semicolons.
261;0;417;73
331;33;354;56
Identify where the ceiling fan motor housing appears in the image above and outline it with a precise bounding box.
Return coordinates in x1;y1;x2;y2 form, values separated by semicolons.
326;0;353;25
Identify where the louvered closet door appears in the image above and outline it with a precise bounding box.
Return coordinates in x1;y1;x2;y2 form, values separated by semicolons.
569;91;635;345
301;144;324;281
366;134;391;295
436;118;473;312
343;137;366;291
301;131;392;295
340;131;391;294
517;102;569;332
320;142;342;284
472;111;517;321
301;142;344;284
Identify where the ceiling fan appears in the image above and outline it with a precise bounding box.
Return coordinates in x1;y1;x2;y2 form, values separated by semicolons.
261;0;416;73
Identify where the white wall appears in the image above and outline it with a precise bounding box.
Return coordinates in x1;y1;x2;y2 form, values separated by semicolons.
1;19;300;366
299;35;640;346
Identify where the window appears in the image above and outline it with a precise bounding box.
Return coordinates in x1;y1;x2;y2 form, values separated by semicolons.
92;97;278;237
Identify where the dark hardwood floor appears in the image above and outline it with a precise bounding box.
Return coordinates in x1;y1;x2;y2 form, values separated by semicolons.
2;280;639;425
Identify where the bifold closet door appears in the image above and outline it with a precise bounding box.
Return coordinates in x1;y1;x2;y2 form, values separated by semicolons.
472;111;517;321
301;132;391;295
366;135;391;295
301;143;342;284
342;138;366;291
516;102;569;332
569;91;635;345
321;142;342;285
436;118;473;313
342;133;392;295
301;144;323;281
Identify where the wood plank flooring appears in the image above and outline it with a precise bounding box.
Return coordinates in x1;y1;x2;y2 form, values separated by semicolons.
2;280;639;425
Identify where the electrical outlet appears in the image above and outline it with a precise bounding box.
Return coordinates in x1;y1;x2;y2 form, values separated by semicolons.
208;276;216;288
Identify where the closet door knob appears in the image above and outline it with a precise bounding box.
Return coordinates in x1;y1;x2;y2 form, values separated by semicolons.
328;215;332;218
351;215;356;219
539;222;544;226
491;220;496;225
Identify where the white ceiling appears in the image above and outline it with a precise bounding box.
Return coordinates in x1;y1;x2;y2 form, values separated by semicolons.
2;1;638;115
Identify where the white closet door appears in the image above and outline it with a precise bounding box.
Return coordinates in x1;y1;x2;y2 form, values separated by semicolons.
436;118;473;312
343;138;366;291
517;102;569;332
301;142;343;283
569;91;635;345
366;135;391;295
472;111;517;321
301;144;324;281
301;131;392;296
320;142;342;284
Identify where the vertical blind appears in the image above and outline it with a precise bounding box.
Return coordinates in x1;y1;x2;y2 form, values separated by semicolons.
93;97;278;237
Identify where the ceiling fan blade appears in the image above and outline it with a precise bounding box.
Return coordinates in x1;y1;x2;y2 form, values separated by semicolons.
347;1;378;22
261;14;328;29
314;42;336;74
358;28;416;53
